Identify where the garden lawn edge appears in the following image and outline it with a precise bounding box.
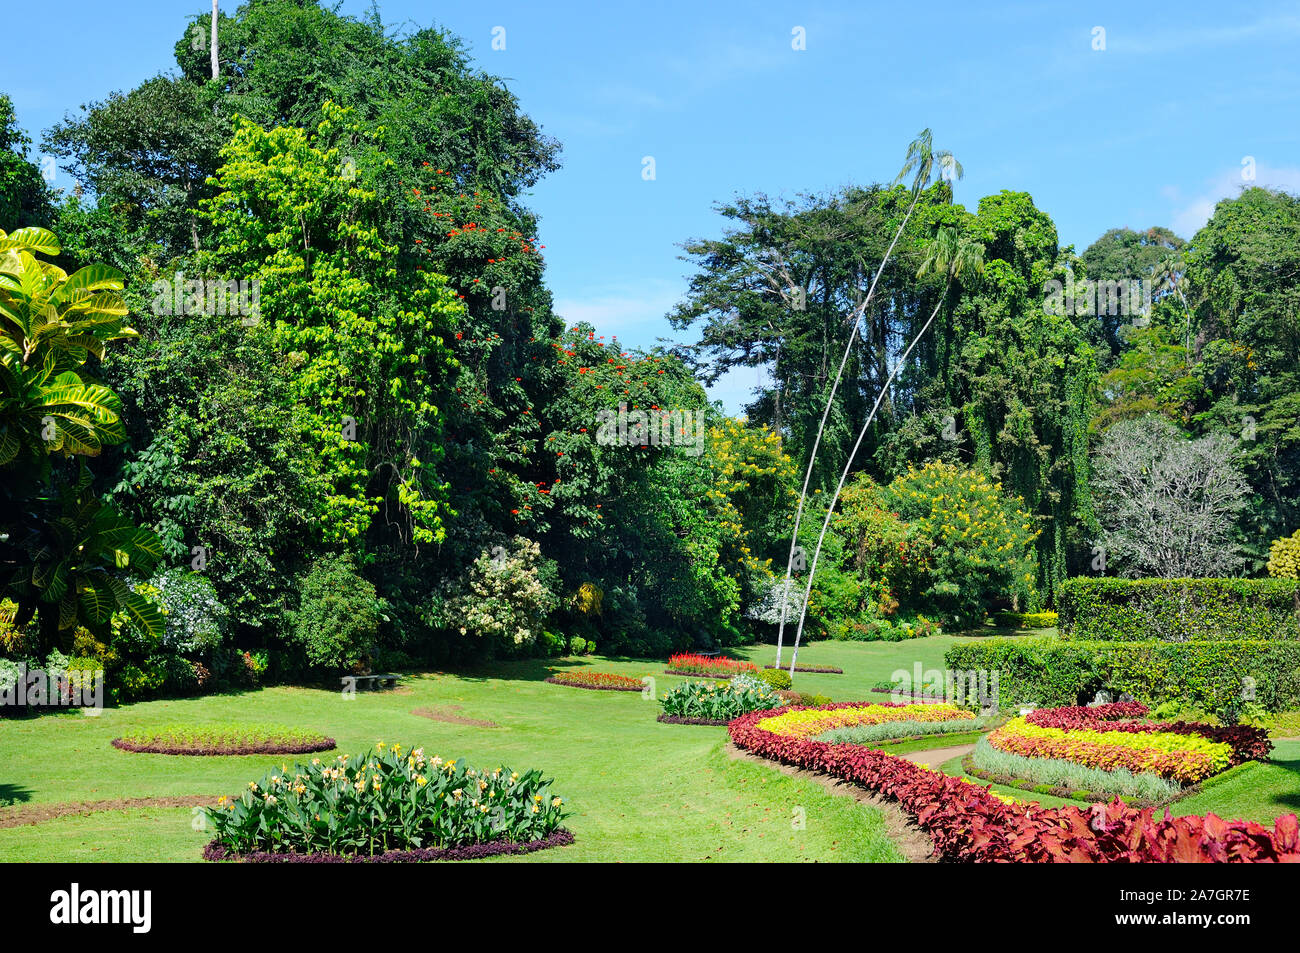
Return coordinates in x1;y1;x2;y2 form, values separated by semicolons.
728;705;1300;862
111;737;337;756
203;828;575;863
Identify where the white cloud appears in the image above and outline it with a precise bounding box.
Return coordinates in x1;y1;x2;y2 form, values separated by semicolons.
552;279;683;349
1167;163;1300;238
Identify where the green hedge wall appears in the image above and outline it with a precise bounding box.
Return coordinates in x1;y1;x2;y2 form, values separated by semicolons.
944;637;1300;712
1058;578;1300;641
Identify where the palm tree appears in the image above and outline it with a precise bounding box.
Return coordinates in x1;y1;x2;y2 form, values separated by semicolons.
773;129;961;667
787;226;984;672
1151;253;1193;359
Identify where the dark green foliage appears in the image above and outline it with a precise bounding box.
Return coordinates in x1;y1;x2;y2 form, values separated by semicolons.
1058;577;1300;641
0;96;55;231
291;555;383;671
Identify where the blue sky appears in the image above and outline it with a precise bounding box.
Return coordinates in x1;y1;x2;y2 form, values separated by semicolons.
4;0;1298;411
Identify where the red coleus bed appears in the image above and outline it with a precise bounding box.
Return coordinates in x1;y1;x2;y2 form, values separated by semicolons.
729;706;1300;862
544;671;644;692
665;654;758;678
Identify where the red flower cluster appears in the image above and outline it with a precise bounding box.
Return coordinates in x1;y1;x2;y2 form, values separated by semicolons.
728;707;1300;862
665;654;758;678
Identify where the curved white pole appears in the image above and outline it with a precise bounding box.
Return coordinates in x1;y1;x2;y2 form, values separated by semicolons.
773;189;922;667
788;280;949;673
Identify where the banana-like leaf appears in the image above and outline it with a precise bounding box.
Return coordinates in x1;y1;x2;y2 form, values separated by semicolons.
78;580;116;624
0;227;61;256
49;264;125;306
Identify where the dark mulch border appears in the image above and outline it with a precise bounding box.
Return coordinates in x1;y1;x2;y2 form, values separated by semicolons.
656;713;732;726
960;754;1200;809
111;736;336;757
764;664;843;674
544;675;644;692
203;828;575;863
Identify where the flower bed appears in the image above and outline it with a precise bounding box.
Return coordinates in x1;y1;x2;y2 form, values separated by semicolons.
113;723;336;756
204;743;569;860
764;663;843;674
204;829;575;863
729;707;1300;862
659;676;782;724
819;716;994;746
755;701;976;740
544;671;644;692
966;738;1184;804
664;653;757;679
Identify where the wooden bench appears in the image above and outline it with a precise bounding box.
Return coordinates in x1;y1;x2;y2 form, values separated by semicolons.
342;673;401;691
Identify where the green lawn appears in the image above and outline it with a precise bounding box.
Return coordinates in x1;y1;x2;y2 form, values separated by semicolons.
1;636;1295;861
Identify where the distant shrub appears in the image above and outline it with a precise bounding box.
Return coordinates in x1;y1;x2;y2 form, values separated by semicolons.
992;610;1058;629
1268;530;1300;579
757;668;792;691
292;555;383;670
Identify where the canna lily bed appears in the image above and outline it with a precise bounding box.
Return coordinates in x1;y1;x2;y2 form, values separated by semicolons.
729;703;1298;862
203;743;573;862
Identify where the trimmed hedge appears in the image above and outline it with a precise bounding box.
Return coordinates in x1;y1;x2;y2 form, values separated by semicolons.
944;637;1300;713
1058;578;1300;642
992;610;1059;629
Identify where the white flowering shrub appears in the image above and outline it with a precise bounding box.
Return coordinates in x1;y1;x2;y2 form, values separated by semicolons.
443;538;558;648
150;568;230;654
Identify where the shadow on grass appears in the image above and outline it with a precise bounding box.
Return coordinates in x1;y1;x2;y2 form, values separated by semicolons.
0;782;33;805
446;655;661;684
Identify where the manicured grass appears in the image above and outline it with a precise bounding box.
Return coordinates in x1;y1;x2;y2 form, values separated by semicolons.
3;637;1294;862
0;653;905;863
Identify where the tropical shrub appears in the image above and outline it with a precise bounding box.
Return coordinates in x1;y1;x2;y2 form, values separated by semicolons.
881;463;1039;627
438;538;558;650
756;668;792;691
544;671;643;692
1268;530;1300;579
664;653;757;678
728;708;1300;862
1058;577;1300;641
113;723;335;755
149;567;229;655
291;555;383;671
206;743;569;858
658;678;782;723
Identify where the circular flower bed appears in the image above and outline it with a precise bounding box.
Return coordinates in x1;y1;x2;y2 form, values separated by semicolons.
545;671;645;692
113;723;336;756
204;743;570;861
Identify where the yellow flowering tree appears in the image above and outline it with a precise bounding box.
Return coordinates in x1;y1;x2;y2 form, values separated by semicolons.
882;462;1039;626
